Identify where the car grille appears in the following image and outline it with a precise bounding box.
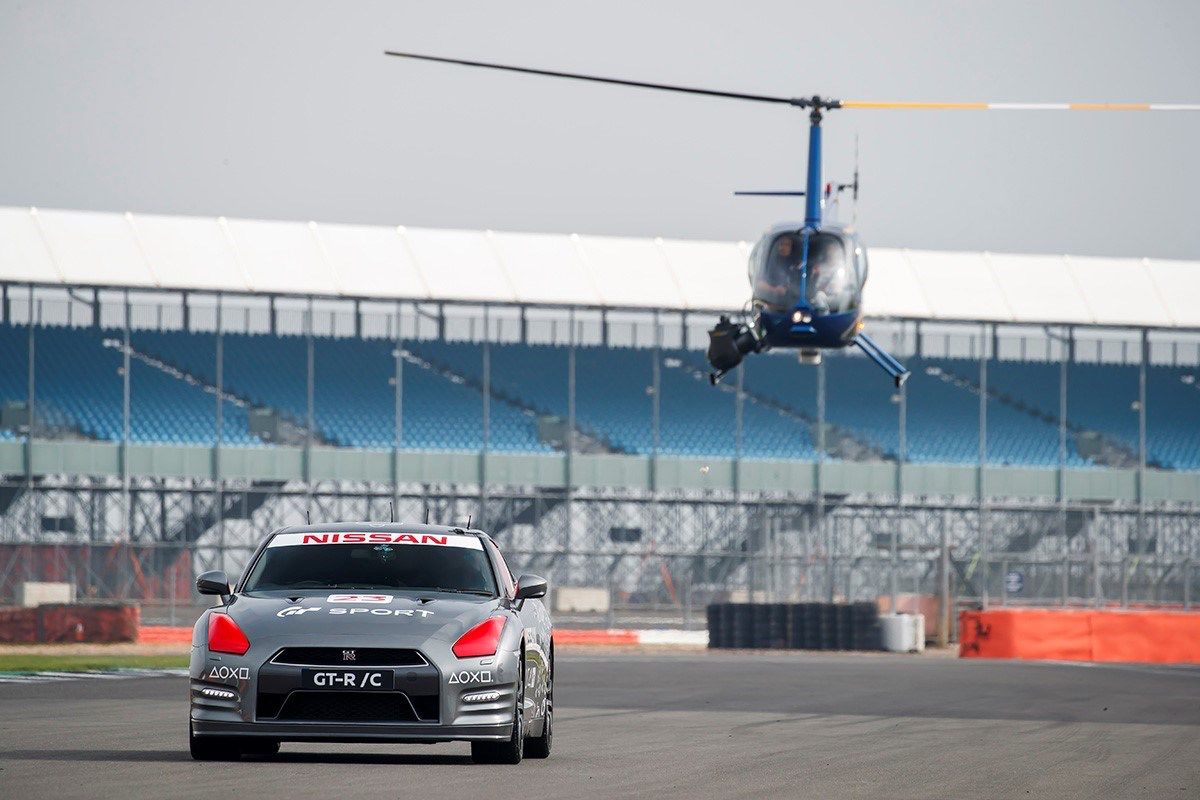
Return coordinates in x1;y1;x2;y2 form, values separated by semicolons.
269;647;427;667
274;691;422;723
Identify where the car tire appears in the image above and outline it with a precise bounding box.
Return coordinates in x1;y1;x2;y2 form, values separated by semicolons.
240;739;281;758
189;721;242;761
524;659;551;759
471;669;524;765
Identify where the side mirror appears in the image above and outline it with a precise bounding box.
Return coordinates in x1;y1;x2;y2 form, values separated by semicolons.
514;574;548;601
196;570;231;598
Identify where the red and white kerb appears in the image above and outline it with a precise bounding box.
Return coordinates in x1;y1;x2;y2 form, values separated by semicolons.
268;532;483;550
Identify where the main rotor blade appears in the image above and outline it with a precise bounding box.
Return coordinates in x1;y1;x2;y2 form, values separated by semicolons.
840;100;1200;111
383;53;1200;112
384;51;805;107
733;191;806;196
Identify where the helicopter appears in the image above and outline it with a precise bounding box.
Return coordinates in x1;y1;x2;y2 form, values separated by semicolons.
384;51;1200;388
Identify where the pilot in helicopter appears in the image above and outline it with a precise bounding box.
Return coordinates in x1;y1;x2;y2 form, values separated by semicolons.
755;235;802;308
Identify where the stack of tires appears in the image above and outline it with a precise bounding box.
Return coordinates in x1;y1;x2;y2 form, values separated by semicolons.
803;602;823;649
851;601;882;650
720;603;753;648
746;604;788;648
707;601;882;651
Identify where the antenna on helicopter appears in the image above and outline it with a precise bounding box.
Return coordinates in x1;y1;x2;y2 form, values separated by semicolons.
849;134;860;224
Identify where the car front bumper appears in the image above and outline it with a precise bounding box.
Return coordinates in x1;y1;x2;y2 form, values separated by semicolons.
190;715;512;743
190;638;522;741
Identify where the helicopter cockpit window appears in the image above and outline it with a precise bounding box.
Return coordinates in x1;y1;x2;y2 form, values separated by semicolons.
752;232;861;314
807;233;858;315
853;242;868;286
753;233;804;309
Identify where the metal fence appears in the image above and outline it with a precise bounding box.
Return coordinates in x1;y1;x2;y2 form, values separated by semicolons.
2;286;1199;632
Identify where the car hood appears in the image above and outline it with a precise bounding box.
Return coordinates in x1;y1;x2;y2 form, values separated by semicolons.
225;591;503;646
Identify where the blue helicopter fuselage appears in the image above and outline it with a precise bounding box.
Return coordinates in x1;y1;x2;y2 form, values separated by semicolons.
759;306;861;349
747;220;867;351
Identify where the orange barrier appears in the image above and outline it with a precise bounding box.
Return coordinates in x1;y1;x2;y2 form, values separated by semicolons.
138;624;193;646
553;628;640;646
959;607;1200;664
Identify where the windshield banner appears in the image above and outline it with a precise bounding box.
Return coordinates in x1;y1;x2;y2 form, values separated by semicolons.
268;532;483;550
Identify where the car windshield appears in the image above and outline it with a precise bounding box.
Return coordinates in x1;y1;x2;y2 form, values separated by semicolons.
242;531;497;596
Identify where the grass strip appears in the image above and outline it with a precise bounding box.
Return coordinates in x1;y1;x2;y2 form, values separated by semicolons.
0;653;189;672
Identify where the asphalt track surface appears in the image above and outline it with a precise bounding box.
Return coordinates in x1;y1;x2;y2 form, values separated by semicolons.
1;650;1197;800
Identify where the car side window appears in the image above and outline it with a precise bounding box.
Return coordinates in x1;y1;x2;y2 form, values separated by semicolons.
484;540;516;598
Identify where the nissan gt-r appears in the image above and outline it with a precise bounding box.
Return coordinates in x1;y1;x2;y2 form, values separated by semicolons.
188;522;553;764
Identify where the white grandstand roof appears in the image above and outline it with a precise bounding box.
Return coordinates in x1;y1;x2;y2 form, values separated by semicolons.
2;206;1197;327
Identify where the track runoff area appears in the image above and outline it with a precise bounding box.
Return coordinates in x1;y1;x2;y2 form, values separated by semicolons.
1;650;1196;800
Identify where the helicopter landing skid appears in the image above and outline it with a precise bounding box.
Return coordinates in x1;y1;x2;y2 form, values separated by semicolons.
854;332;910;388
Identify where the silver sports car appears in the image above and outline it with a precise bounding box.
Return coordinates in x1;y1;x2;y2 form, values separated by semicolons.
188;523;553;763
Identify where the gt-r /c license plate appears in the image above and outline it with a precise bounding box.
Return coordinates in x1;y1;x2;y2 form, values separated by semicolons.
301;668;394;691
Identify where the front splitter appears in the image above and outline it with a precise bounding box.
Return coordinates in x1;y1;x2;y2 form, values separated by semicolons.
191;717;511;743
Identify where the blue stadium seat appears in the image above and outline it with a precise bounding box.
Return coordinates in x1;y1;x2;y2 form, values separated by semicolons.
0;325;252;445
412;341;816;459
1;323;1197;468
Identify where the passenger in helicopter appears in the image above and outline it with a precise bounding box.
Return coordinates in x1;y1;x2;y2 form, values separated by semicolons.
808;235;853;314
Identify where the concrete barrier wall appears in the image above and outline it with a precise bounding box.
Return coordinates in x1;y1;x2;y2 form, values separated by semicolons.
553;587;610;614
959;607;1200;664
16;582;75;607
6;438;1200;503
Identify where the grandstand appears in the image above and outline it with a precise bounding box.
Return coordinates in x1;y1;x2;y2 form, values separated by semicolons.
1;206;1198;612
9;328;1200;469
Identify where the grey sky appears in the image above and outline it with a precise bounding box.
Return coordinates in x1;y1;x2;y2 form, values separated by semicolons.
2;1;1198;259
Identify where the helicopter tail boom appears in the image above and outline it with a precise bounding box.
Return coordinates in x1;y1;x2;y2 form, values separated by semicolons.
854;332;910;388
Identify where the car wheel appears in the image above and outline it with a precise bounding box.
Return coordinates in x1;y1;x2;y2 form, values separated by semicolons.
189;721;242;761
524;659;552;759
471;667;524;765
